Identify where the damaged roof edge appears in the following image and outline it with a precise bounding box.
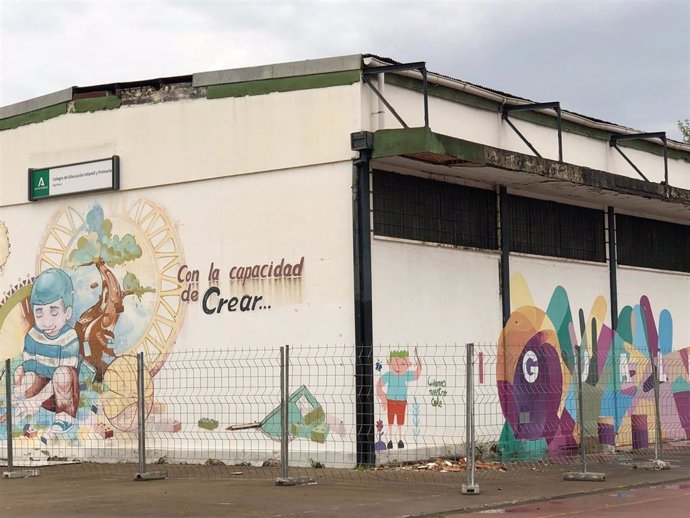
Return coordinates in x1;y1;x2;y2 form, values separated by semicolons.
0;55;364;123
372;127;690;206
192;54;363;87
0;53;687;156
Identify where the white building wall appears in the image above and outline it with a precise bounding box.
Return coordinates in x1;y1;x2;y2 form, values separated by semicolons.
371;237;502;461
509;254;611;323
0;83;362;206
618;266;690;351
0;159;359;465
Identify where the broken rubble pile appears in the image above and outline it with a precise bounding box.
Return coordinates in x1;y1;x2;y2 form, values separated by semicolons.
374;457;508;473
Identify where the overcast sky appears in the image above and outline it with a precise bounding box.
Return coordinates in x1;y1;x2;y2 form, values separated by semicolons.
1;0;688;140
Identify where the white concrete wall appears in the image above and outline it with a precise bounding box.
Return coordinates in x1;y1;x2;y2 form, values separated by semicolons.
510;254;612;324
618;265;690;351
371;237;502;461
372;238;502;346
0;83;362;207
0;162;358;465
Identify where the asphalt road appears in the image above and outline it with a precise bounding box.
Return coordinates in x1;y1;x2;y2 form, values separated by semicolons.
461;483;690;516
2;461;690;517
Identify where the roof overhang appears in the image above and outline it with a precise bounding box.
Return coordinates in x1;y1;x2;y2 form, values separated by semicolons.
371;127;690;224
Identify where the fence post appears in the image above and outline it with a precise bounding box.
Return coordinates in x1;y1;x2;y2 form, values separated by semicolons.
275;345;313;486
4;359;12;473
281;345;289;479
578;346;587;473
631;355;670;470
634;355;671;470
134;352;166;481
462;343;479;495
3;358;38;479
564;345;605;481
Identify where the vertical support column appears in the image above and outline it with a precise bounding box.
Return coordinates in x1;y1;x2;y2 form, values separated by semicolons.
556;107;563;162
421;67;429;128
662;135;669;190
499;187;511;325
462;343;479;495
607;207;620;434
351;132;375;467
134;352;165;481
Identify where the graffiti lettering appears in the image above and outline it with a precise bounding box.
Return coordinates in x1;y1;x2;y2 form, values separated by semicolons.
181;284;199;302
229;257;305;286
427;377;447;408
208;262;220;283
177;264;200;283
522;351;539;383
201;287;268;314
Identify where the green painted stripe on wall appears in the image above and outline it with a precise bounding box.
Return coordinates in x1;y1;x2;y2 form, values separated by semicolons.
385;74;690;162
73;96;122;113
0;103;68;131
207;70;361;99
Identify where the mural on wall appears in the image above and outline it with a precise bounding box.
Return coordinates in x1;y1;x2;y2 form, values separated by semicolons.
0;198;185;444
375;348;422;450
498;273;690;460
0;196;343;452
224;385;345;444
0;220;9;273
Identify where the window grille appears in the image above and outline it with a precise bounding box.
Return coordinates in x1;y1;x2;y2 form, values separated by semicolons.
617;214;690;273
506;195;606;262
372;171;497;250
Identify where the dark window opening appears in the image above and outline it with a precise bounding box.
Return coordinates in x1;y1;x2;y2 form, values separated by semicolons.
617;214;690;273
507;195;606;262
372;171;497;250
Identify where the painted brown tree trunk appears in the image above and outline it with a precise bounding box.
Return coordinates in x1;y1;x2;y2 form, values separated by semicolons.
75;259;126;382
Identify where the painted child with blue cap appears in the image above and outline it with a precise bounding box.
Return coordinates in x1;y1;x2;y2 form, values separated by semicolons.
14;268;80;439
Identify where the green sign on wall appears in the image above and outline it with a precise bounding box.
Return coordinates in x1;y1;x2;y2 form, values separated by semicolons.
29;156;120;201
30;169;51;199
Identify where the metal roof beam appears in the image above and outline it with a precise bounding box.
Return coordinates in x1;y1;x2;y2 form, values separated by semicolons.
363;62;429;128
502;102;563;162
609;132;668;188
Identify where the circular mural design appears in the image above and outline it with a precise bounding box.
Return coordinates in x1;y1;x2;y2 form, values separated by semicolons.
0;221;9;273
32;198;185;431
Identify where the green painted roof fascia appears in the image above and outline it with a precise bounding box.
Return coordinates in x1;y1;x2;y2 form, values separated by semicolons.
73;96;122;113
207;70;360;99
385;74;690;162
0;103;68;131
372;127;486;165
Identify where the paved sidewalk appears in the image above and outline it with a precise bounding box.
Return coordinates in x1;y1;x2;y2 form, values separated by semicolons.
2;458;690;517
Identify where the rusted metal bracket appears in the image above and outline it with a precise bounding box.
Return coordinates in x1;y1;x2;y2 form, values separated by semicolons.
502;102;563;162
609;132;668;186
363;62;429;128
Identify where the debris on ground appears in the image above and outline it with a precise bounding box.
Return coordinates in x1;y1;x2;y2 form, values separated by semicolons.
373;457;508;473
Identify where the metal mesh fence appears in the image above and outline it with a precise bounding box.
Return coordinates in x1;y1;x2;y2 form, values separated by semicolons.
2;342;689;485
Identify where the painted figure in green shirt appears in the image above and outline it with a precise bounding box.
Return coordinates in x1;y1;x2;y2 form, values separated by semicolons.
376;347;422;449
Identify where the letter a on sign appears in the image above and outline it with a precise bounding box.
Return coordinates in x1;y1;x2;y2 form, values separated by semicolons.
37;177;45;187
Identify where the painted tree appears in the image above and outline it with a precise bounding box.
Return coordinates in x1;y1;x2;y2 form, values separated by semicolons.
68;205;154;382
